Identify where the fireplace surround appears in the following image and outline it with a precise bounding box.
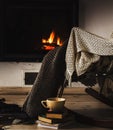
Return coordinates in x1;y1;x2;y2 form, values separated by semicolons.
0;0;79;62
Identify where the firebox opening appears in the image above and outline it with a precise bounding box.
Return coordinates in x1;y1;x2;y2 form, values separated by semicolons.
0;0;79;62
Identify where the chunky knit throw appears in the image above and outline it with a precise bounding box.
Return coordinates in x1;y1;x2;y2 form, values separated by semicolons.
66;27;113;86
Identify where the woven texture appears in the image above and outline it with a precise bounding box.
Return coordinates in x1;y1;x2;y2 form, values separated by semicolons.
66;27;113;86
23;40;68;118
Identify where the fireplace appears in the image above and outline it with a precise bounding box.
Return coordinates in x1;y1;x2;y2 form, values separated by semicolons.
0;0;79;62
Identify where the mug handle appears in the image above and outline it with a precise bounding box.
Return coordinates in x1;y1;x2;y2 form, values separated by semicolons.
41;100;48;108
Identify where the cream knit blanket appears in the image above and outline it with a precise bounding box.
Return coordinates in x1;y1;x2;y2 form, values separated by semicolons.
66;27;113;86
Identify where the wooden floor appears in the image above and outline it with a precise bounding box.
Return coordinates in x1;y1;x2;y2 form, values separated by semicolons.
0;87;113;130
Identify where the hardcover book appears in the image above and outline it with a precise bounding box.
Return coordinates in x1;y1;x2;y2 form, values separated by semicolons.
37;120;60;129
37;109;76;129
46;112;63;119
45;108;69;119
38;115;62;124
37;116;76;129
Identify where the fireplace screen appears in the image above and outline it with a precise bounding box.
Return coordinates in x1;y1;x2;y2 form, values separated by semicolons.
0;0;78;61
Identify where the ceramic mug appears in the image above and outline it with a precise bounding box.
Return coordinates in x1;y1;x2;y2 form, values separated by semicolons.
41;97;66;112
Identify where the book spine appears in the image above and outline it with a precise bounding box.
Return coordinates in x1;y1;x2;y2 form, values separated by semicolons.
38;116;52;123
46;114;63;119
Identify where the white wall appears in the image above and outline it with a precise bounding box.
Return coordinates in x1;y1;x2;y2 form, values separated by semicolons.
79;0;113;39
0;62;41;87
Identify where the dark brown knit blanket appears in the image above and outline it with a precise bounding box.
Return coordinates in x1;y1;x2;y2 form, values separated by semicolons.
22;40;68;118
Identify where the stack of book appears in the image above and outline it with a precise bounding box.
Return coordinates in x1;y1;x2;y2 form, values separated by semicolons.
36;109;76;129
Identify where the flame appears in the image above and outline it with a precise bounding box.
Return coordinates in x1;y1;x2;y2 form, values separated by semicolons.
57;37;62;46
48;31;55;43
42;31;55;44
42;31;63;50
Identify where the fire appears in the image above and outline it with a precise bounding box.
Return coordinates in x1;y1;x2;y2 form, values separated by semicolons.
57;37;62;46
42;31;63;50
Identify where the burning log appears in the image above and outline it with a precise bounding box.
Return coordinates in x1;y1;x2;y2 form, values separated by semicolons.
42;42;59;50
42;42;60;47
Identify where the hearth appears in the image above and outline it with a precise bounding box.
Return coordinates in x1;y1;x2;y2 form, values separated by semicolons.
0;0;79;62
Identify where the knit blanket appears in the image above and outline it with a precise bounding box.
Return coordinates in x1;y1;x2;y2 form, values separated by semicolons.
66;27;113;86
22;27;113;118
22;40;68;118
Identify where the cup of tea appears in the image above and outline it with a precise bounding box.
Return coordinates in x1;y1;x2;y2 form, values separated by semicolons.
41;97;66;112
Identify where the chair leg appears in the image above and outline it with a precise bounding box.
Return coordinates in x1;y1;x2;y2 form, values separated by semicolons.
97;75;106;95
